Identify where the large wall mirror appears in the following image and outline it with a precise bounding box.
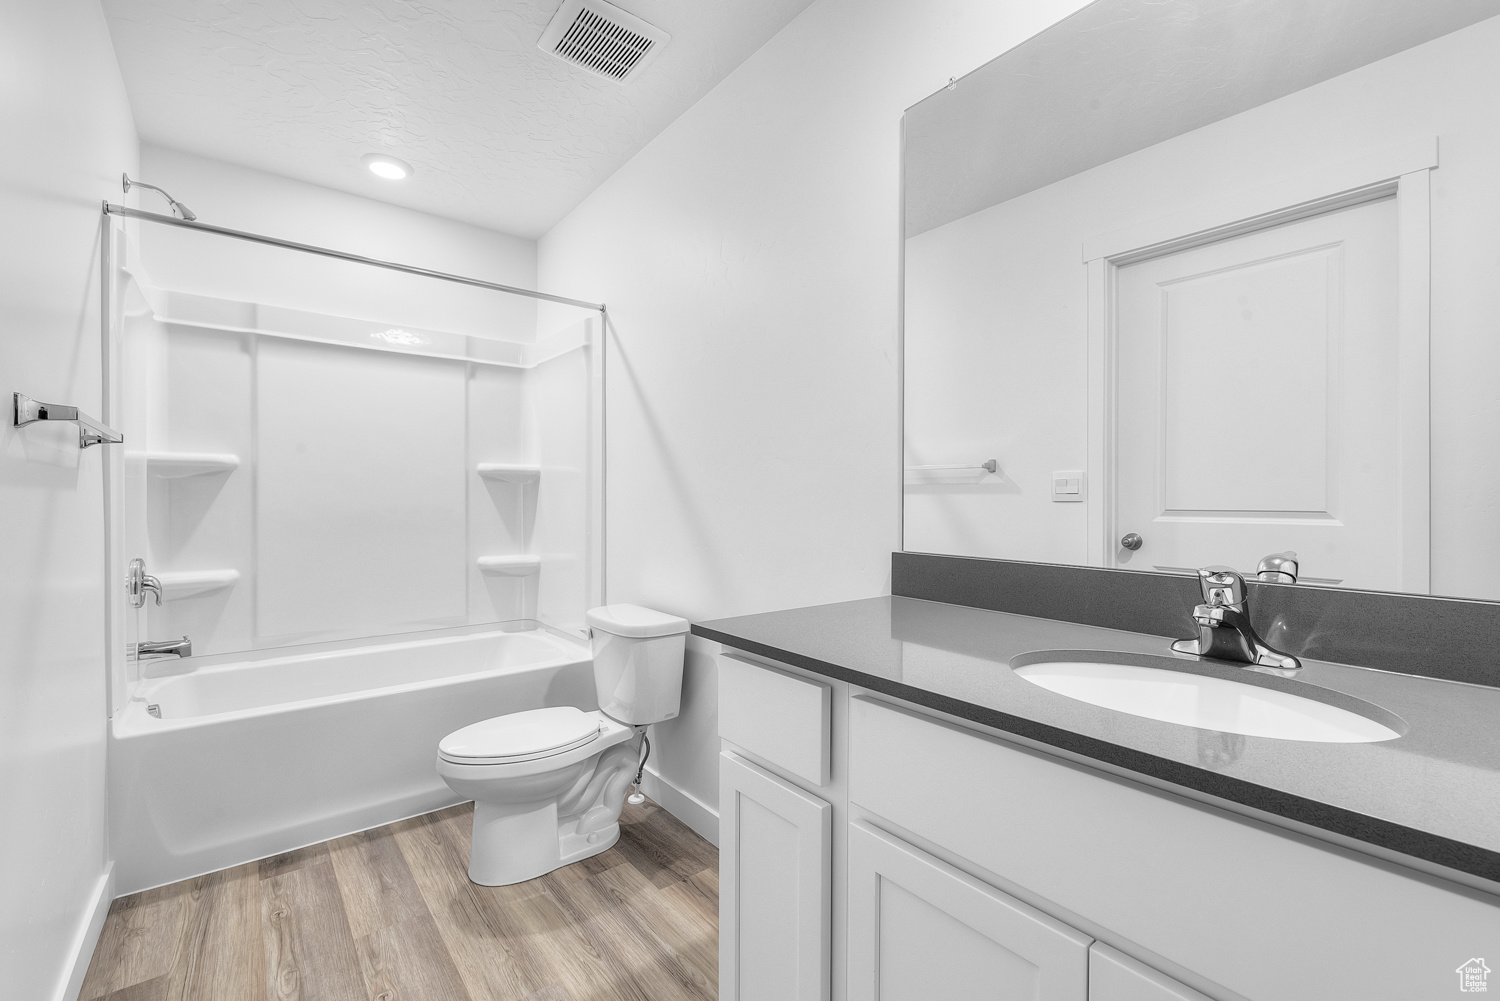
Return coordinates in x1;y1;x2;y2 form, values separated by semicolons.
902;0;1500;600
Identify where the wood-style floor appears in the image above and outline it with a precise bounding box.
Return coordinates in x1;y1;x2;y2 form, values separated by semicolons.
79;798;718;1001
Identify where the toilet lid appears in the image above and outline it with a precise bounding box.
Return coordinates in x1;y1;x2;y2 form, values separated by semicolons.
439;706;601;764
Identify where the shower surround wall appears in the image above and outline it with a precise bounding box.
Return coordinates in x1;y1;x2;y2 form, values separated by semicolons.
116;291;596;659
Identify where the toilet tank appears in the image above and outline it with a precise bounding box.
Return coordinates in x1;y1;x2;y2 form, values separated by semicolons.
586;604;690;725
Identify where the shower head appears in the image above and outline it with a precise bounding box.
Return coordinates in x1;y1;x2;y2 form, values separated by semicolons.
121;173;197;222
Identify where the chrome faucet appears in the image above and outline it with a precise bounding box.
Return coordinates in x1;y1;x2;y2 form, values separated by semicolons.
127;557;162;607
1171;566;1300;671
135;636;192;659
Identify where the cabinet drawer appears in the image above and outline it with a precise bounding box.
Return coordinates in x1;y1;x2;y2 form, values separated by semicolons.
719;653;830;786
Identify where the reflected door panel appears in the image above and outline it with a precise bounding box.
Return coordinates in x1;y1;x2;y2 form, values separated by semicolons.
1113;198;1400;588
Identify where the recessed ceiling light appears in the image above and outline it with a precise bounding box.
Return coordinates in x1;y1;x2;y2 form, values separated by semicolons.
361;153;412;181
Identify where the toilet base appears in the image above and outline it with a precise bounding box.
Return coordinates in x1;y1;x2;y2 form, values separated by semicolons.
467;800;623;886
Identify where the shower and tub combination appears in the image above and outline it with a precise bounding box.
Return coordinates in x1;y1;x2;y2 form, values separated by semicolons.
99;191;610;894
112;626;595;891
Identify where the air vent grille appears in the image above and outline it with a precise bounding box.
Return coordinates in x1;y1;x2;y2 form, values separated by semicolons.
539;0;670;83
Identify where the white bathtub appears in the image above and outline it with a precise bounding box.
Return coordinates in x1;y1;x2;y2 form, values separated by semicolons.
110;624;595;894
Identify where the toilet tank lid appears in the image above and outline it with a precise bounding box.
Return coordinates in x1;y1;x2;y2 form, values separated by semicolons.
586;603;690;638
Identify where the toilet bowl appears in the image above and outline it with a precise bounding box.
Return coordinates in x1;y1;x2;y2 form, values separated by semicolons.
436;706;638;885
437;604;689;886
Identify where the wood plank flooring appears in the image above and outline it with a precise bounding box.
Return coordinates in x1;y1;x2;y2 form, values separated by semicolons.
80;798;717;1001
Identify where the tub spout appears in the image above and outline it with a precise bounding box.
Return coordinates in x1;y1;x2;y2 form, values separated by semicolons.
136;636;192;659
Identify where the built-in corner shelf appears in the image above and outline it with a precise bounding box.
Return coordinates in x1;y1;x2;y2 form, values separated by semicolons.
141;452;241;479
477;555;541;577
476;463;541;484
157;569;240;600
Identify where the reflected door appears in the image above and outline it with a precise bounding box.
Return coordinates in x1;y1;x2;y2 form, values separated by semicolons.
1113;198;1401;588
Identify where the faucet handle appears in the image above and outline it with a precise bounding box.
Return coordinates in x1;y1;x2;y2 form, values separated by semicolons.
1196;566;1246;607
1256;551;1299;583
127;557;163;608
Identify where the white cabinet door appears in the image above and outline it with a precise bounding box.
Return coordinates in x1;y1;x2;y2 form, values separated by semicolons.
847;820;1090;1001
720;750;832;1001
1090;944;1215;1001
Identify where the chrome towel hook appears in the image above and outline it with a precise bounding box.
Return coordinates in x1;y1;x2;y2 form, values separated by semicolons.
13;392;123;449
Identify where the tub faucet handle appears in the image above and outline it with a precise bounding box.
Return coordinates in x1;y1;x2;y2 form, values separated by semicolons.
127;557;163;608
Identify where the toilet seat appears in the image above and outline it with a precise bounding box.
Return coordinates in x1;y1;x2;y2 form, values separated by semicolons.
439;706;601;765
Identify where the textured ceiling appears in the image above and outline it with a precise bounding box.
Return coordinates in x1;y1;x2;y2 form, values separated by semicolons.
101;0;813;237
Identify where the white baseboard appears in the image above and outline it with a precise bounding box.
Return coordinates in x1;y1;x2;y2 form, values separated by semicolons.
56;862;114;1001
640;766;719;847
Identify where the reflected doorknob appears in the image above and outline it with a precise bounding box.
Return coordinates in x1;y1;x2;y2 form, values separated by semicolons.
1120;533;1143;551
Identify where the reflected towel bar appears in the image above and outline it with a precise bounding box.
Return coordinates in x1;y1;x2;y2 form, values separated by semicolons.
906;459;998;474
13;392;123;448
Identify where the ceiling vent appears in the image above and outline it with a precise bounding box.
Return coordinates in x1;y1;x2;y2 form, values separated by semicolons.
538;0;670;83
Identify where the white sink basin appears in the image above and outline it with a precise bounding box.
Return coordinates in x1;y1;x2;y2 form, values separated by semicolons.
1012;656;1402;743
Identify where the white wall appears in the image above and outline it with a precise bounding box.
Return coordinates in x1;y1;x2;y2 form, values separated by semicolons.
0;2;138;999
537;0;1093;839
903;15;1500;599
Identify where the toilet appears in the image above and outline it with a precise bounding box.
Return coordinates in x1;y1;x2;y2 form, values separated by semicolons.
436;604;689;886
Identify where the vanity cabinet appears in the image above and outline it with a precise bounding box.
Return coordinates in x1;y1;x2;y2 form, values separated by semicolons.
719;750;831;1001
718;650;1500;1001
848;694;1500;1000
847;819;1090;1000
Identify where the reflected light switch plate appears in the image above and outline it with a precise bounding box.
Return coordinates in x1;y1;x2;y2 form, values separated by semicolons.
1052;470;1085;502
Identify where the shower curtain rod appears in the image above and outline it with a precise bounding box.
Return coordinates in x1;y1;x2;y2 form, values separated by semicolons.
102;202;606;313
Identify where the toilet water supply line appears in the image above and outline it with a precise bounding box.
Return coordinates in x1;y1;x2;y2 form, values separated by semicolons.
629;728;651;806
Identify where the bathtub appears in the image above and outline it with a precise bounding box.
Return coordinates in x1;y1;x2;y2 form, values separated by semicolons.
110;623;595;894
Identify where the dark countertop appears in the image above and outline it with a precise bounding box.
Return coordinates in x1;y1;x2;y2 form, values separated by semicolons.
693;595;1500;887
